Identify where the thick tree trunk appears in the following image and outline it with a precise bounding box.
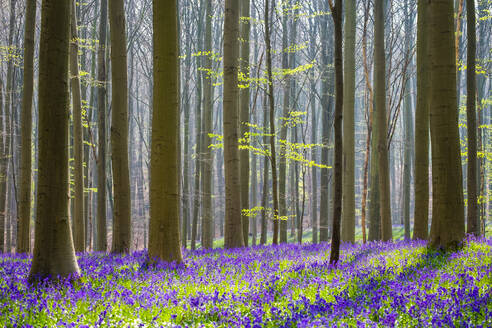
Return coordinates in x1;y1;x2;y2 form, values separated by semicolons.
201;0;214;249
148;0;182;264
70;0;85;253
223;0;244;249
429;0;465;250
374;0;392;241
341;0;355;244
95;0;108;252
465;0;479;236
17;0;36;254
413;0;430;240
239;0;251;246
109;0;131;253
28;0;80;282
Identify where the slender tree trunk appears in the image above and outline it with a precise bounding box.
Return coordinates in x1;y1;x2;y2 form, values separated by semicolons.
265;0;279;245
239;0;251;246
310;81;318;244
429;0;465;250
17;0;36;254
0;78;3;252
466;0;479;236
223;0;244;249
328;0;343;266
28;0;80;282
148;0;183;264
70;0;86;253
251;151;257;246
0;0;16;254
260;92;269;245
279;3;289;244
341;0;355;244
360;1;373;244
109;0;131;253
374;0;392;241
402;0;414;241
191;67;202;250
319;6;334;243
95;0;108;252
201;0;214;249
413;0;430;240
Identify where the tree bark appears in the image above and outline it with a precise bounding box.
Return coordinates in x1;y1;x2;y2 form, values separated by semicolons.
279;2;290;244
374;0;392;241
200;0;214;249
402;0;414;241
413;0;430;240
429;0;465;250
17;0;36;254
70;0;86;253
319;5;334;243
28;0;80;282
95;0;108;252
465;0;479;236
341;0;355;244
239;0;251;246
328;0;343;265
109;0;131;253
265;0;280;245
223;0;244;249
148;0;183;264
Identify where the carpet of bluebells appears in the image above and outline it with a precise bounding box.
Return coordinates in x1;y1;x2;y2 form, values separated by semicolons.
1;236;491;327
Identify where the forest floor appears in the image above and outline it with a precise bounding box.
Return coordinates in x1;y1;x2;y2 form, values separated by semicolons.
1;236;491;327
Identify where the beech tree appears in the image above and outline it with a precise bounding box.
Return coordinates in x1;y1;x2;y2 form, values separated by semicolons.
429;0;465;250
223;0;244;249
29;0;80;282
109;0;131;253
148;0;183;264
341;0;355;244
17;0;36;254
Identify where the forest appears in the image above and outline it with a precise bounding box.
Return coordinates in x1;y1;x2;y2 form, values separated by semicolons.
0;0;491;326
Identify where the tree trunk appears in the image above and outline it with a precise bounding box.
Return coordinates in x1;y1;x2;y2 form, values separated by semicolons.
413;0;430;240
223;0;244;249
95;0;108;252
319;5;334;243
279;3;290;244
328;0;343;266
70;0;85;253
0;0;16;254
465;0;479;236
239;0;251;246
265;0;280;245
341;0;355;244
17;0;36;254
200;0;214;249
429;0;465;250
402;0;414;241
374;0;392;242
109;0;131;253
190;8;204;249
0;77;3;252
28;0;80;282
260;91;269;245
148;0;183;264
